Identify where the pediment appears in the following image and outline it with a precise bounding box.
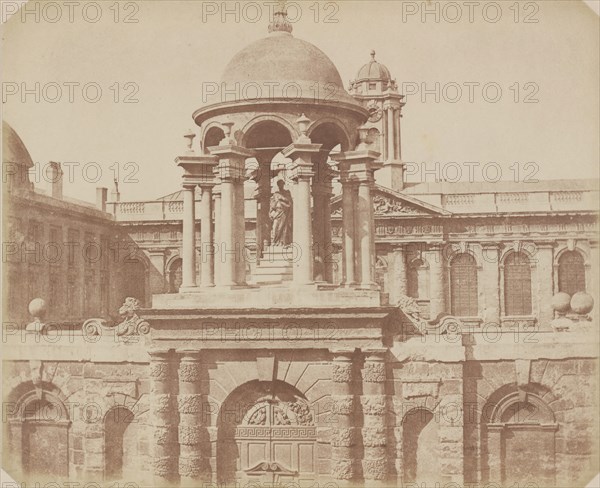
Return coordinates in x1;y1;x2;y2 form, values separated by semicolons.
331;185;450;218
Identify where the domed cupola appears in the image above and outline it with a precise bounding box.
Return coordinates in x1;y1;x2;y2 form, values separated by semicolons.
349;50;398;96
194;3;366;126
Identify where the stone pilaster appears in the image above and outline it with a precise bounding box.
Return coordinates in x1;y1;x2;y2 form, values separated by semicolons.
180;183;198;290
426;243;447;319
481;243;500;326
149;349;178;485
389;246;407;303
361;349;388;485
330;349;356;484
535;243;555;327
177;351;205;484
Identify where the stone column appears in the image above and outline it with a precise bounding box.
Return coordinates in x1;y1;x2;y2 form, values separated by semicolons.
181;183;198;290
330;349;356;485
313;163;334;283
535;243;555;327
209;145;254;287
177;351;205;484
389;246;407;303
481;243;501;326
341;181;357;287
357;178;377;288
361;348;388;485
199;185;214;287
149;350;178;484
212;181;221;286
282;142;322;286
427;244;447;320
486;425;503;481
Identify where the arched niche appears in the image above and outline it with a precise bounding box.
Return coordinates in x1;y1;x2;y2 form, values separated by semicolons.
6;383;70;480
401;408;439;484
217;380;316;486
482;387;557;485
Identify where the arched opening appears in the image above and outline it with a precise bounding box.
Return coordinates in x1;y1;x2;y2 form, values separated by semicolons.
558;250;586;296
168;258;182;293
402;408;439;483
483;390;557;485
244;120;293;150
104;406;137;480
203;126;225;153
450;253;478;316
309;122;350;152
503;252;532;315
20;394;70;479
217;380;316;486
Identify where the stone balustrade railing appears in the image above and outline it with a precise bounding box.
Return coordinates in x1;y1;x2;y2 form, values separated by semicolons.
442;190;597;213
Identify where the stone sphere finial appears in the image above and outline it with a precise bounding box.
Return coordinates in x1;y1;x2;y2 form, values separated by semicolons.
28;298;47;321
571;292;594;315
370;49;376;61
551;292;571;314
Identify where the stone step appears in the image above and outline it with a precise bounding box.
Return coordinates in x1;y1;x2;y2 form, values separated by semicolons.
252;266;293;276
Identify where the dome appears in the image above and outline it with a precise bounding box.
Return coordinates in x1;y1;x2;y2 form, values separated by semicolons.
355;50;392;82
2;121;34;168
212;31;359;107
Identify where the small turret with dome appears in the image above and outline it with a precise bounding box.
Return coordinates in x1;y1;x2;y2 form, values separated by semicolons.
349;51;406;191
349;50;398;96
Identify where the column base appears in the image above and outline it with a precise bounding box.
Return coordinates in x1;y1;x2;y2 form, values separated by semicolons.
179;285;202;294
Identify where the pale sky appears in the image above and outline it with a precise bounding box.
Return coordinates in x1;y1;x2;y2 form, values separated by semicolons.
2;0;599;203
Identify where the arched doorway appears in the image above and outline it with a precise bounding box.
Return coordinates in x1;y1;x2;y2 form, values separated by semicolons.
217;380;317;485
402;408;439;484
105;406;139;480
18;393;70;480
484;391;557;485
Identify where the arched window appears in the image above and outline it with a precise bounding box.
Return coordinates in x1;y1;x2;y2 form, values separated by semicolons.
504;252;532;315
450;253;478;316
558;251;586;296
168;258;182;293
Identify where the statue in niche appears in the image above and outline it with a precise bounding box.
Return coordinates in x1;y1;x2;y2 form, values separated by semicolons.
270;179;293;246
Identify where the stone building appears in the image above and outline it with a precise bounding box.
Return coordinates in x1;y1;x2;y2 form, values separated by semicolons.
2;7;599;488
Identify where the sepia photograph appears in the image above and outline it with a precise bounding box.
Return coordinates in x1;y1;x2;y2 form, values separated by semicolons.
1;1;599;487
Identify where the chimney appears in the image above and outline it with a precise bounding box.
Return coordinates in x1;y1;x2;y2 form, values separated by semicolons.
46;162;63;200
96;187;108;212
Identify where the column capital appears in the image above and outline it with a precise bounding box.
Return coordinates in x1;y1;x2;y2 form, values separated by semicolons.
282;142;323;160
176;155;218;184
333;150;382;183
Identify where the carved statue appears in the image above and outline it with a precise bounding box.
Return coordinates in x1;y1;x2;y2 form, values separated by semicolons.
269;180;293;246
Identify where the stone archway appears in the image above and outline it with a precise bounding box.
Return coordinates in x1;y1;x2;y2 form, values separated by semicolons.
217;380;317;486
482;387;558;485
402;408;439;484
